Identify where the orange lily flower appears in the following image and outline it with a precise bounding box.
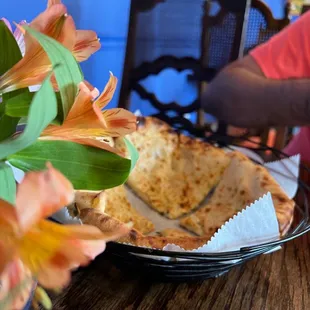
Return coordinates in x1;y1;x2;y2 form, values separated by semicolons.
0;2;100;94
40;73;137;155
0;163;129;308
0;259;34;310
47;0;62;8
73;29;101;62
47;0;101;62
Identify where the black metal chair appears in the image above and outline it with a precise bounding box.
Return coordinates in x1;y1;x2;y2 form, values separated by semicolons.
118;0;251;136
194;0;251;132
118;0;290;150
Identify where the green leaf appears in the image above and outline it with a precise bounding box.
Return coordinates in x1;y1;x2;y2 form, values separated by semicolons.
8;140;132;190
53;92;64;124
124;138;139;172
0;74;57;160
4;91;34;117
0;20;29;136
77;62;84;80
24;25;83;122
18;117;28;125
0;114;19;142
34;286;52;310
0;162;16;204
5;91;64;121
5;91;65;126
0;20;22;75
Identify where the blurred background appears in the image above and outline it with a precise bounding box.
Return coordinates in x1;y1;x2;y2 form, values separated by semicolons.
0;0;296;107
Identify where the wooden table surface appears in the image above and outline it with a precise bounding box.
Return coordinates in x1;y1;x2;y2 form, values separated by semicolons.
50;163;310;310
50;232;310;310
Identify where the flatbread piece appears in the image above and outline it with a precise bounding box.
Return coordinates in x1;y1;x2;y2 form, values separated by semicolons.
80;208;213;250
180;152;295;236
158;228;193;238
74;186;155;235
123;117;231;219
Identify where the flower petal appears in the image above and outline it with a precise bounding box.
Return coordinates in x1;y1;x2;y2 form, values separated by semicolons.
82;80;100;99
77;240;106;260
0;4;77;93
94;106;137;137
28;4;76;51
0;241;16;277
63;82;94;122
47;0;62;8
0;199;19;234
42;223;129;272
18;219;128;289
29;3;66;34
17;222;88;276
40;80;133;154
40;81;96;128
22;4;67;59
0;259;33;310
13;20;27;56
44;105;136;138
0;5;68;93
40;73;134;154
55;14;76;51
73;30;101;62
15;164;74;232
57;75;116;123
37;220;119;240
0;262;11;306
0;200;19;275
37;264;71;289
94;72;117;109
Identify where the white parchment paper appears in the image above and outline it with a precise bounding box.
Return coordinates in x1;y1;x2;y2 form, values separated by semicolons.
163;193;279;253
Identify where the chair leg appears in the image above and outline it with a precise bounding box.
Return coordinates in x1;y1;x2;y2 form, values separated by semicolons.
274;127;289;151
260;128;270;146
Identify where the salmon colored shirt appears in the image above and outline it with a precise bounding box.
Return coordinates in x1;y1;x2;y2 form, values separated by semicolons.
250;11;310;162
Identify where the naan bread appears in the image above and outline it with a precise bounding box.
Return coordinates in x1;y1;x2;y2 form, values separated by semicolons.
67;190;105;218
123;117;231;219
74;186;155;235
158;228;193;238
74;190;106;211
103;185;154;234
80;209;213;250
180;152;295;236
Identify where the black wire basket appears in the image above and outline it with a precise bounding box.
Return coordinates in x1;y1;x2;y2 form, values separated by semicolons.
103;117;310;282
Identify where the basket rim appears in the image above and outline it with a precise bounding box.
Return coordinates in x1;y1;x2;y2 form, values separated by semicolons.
107;132;310;261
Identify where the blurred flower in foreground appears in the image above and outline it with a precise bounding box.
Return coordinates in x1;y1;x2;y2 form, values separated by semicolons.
0;164;129;309
40;73;137;155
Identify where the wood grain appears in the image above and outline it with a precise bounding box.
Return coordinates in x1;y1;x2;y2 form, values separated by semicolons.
50;232;310;310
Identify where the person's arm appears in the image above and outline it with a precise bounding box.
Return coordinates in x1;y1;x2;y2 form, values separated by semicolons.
202;55;310;128
203;11;310;128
